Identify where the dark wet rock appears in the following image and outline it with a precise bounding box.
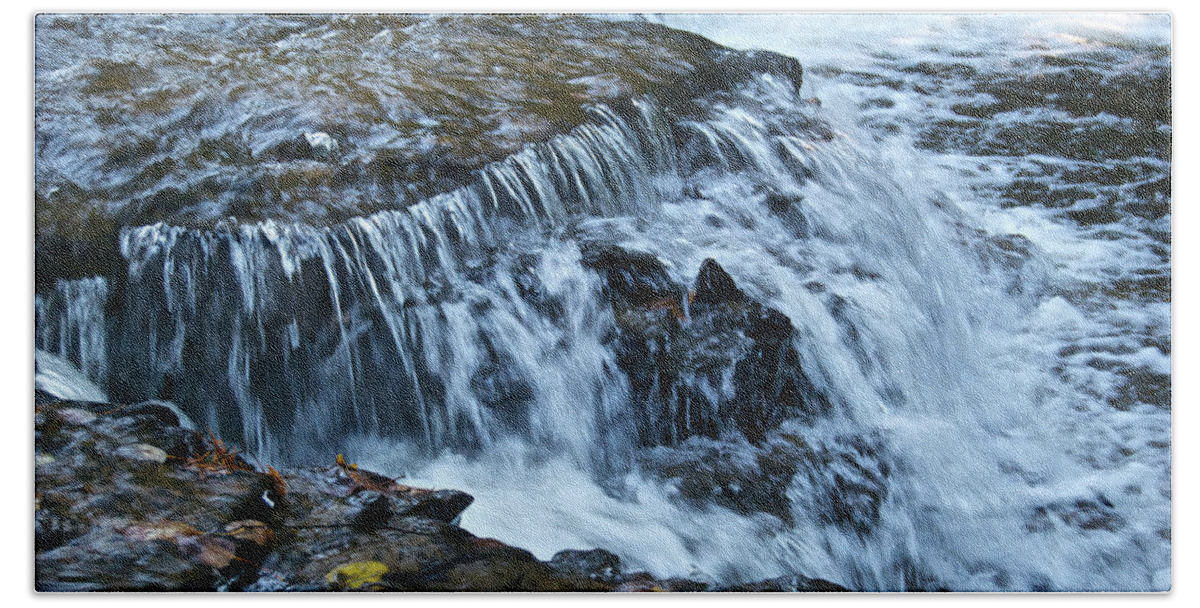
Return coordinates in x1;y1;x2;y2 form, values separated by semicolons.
34;396;681;592
802;433;892;539
762;191;810;237
34;394;851;592
1064;201;1122;226
272;517;597;592
35;339;847;592
548;548;623;584
590;253;829;446
279;466;475;533
641;437;800;524
693;258;748;305
120;399;197;431
612;574;710;592
470;360;536;433
702;49;805;96
640;430;890;539
580;244;679;307
35;401;279;590
37;524;235;591
1112;365;1170;409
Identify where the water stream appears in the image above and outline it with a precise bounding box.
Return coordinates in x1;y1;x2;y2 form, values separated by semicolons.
35;14;1170;591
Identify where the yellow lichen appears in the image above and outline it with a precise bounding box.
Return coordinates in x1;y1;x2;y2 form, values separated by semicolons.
325;561;389;591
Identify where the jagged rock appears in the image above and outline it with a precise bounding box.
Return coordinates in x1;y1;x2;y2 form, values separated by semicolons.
712;50;805;95
762;190;810;238
33;397;614;592
693;258;748;305
640;436;801;525
34;349;851;593
580;244;679;307
587;251;829;446
281;468;474;532
640;429;890;544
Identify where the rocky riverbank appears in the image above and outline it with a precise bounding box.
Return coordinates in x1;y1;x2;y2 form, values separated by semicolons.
34;387;846;592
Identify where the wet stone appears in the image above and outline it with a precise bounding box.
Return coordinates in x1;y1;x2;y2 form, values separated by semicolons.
114;443;168;463
549;548;623;583
57;408;97;426
693;258;748;306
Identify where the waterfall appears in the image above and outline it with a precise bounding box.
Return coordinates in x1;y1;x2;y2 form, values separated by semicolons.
34;22;1169;590
34;276;109;385
92;100;667;466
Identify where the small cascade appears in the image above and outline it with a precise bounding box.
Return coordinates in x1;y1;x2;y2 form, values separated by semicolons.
33;27;1170;590
98;101;668;464
34;276;109;385
478;104;664;223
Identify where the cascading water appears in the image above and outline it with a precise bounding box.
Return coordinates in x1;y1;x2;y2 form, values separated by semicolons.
97;103;663;466
35;277;109;385
34;14;1169;592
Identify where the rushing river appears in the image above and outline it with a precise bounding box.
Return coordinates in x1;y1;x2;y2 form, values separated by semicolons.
35;14;1170;591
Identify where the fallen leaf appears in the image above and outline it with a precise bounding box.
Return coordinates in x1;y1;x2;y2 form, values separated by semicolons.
224;520;275;546
120;520;203;542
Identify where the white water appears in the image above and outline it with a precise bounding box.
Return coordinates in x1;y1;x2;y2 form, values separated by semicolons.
34;14;1170;591
636;15;1171;591
35;349;108;403
400;15;1170;590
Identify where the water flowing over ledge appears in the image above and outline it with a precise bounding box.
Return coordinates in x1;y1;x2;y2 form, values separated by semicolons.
35;14;1170;592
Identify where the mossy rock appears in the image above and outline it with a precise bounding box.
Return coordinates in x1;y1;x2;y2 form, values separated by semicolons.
35;14;809;290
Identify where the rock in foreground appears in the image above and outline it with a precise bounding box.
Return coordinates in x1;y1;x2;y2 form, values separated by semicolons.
34;396;846;592
34;398;599;591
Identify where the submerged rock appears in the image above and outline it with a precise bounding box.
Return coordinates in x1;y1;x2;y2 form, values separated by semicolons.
35;14;809;290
